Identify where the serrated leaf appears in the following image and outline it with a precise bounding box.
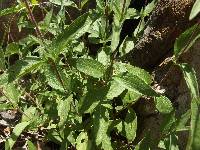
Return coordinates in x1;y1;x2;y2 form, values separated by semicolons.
8;57;43;82
113;73;157;96
106;80;125;100
5;121;30;150
155;96;173;114
113;62;152;84
76;58;105;78
124;108;137;142
179;63;199;99
174;24;200;59
189;0;200;20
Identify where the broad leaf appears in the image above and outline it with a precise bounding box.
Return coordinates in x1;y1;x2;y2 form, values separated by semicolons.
76;58;105;78
106;80;126;100
113;73;157;96
155;96;173;114
190;0;200;20
113;62;152;84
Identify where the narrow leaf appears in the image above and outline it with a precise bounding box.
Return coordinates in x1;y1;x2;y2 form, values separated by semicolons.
190;0;200;20
125;108;137;142
179;63;199;99
174;24;200;59
6;121;30;150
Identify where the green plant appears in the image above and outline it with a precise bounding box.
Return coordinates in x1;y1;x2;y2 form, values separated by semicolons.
0;0;200;149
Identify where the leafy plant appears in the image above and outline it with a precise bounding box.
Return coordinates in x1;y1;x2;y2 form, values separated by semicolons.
0;0;199;149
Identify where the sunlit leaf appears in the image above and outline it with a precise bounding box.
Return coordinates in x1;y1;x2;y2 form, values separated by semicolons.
113;73;157;96
76;58;105;78
124;108;137;142
190;0;200;20
5;121;30;150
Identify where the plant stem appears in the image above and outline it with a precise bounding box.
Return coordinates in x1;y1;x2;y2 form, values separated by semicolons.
23;0;44;41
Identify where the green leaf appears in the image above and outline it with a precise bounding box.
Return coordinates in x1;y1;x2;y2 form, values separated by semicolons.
3;83;21;106
5;121;30;150
8;57;44;82
113;73;157;96
52;12;98;58
143;0;156;17
124;108;137;142
76;132;92;150
189;98;200;150
21;107;37;122
0;73;9;87
76;58;105;78
113;62;152;84
0;49;5;70
93;106;113;150
106;80;126;100
0;5;23;17
26;140;37;150
122;90;141;104
174;24;200;59
5;43;20;57
176;110;190;131
49;0;77;7
44;64;71;92
119;36;135;57
189;0;200;20
79;84;108;114
0;103;13;110
179;63;199;99
57;95;73;127
155;96;173;114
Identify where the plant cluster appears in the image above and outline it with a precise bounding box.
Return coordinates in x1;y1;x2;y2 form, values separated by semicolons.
0;0;200;149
